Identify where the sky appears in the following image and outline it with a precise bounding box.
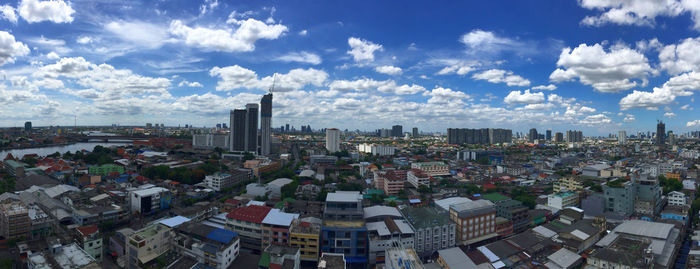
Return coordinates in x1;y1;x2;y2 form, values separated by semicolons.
0;0;699;136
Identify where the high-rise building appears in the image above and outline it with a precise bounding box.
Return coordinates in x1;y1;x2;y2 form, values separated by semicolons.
528;128;538;143
554;132;563;142
565;130;583;142
391;125;403;137
285;123;289;132
669;132;676;146
618;131;627;144
24;121;32;132
656;120;666;145
260;93;272;155
447;128;512;145
230;104;259;153
326;128;340;153
412;127;418;138
546;130;552;141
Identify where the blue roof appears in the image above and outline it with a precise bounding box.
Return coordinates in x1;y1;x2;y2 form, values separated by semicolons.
115;178;127;183
409;199;421;203
206;228;237;244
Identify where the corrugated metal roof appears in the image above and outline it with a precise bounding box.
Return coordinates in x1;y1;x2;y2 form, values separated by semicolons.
262;209;299;226
159;216;190;228
614;220;673;239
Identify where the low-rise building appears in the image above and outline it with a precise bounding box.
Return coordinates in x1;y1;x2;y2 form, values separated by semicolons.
259;245;300;269
407;169;430;188
553;176;583;193
449;199;497;246
129;187;171;216
358;144;396;156
226;205;273;252
385;247;424;269
289;218;321;262
261;209;299;248
125;223;174;269
366;217;414;264
547;191;579;210
0;201;30;240
590;220;680;268
204;172;247;192
399;205;456;258
437;247;478;269
321;191;368;266
482;193;529;233
411;162;450;177
667;191;688;206
27;243;98;269
75;225;103;261
173;221;240;269
88;164;125;176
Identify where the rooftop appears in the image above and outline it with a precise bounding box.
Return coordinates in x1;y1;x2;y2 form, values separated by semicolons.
226;205;273;224
438;247;478;268
262;209;299;227
363;205;401;220
326;191;362;203
399;206;451;229
481;193;511;202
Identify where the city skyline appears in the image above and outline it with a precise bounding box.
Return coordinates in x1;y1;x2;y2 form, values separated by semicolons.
1;1;700;135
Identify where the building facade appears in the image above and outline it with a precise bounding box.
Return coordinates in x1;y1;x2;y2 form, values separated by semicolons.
325;128;340;153
321;191;368;265
411;162;450;177
449;200;497;246
399;206;456;258
260;93;272;155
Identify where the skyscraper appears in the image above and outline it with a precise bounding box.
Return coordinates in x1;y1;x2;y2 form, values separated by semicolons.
285;123;289;132
260;93;272;155
229;104;258;153
412;127;419;138
24;121;32;132
618;131;627;144
656;120;666;145
391;125;403;137
326;128;340;153
554;132;563;142
546;130;552;141
528;128;538;143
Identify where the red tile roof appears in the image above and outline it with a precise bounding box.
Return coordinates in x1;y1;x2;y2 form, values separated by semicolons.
226;205;272;224
76;225;99;236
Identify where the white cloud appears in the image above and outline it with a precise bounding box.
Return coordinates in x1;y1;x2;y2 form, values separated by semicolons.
0;5;17;23
619;87;677;110
178;80;203;88
578;0;700;30
687;120;700;127
623;114;636;122
423;87;471;104
375;65;402;75
459;29;532;56
473;69;531;87
503;90;544;104
347;37;383;62
299;30;307;36
531;84;557;91
436;64;474;76
18;0;74;23
76;36;92;44
327;78;423;95
0;31;30;66
664;112;677;118
681;104;693;110
105;21;172;49
199;0;218;15
378;82;425;95
659;37;700;74
580;113;612;125
169;18;288;52
274;51;322;65
46;51;59;60
210;65;327;92
549;43;653;92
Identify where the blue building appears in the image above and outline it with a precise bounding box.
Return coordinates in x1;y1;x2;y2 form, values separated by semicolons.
660;205;690;223
321;191;368;266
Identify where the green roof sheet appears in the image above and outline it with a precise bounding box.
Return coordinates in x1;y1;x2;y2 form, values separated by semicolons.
481;193;510;202
258;252;270;267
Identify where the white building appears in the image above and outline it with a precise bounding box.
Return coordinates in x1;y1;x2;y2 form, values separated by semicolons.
366;218;415;264
326;128;340;153
407;169;430;188
246;183;270;197
205;173;234;191
547;192;579;210
411;162;450;177
129;187;170;215
358;144;396;156
618;131;627;144
192;134;230;149
667;191;688;206
267;178;293;199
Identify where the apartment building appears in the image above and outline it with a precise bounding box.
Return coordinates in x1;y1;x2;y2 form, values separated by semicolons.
449;199;497;246
125;223;173;268
553;176;584;193
407;169;430;188
129;187;172;216
261;209;299;248
226;205;273;252
0;201;30;240
411;162;450;176
547;192;579;210
75;225;103;261
173;221;240;269
289;218;321;262
399;205;456;258
321;191;368;266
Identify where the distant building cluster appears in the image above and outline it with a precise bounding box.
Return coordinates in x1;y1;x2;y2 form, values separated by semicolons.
447;128;512;145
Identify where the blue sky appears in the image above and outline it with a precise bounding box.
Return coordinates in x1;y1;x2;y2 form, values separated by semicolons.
0;0;699;135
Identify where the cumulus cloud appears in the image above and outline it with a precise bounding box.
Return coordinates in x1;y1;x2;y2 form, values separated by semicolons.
0;31;30;66
327;78;424;95
664;112;676;118
503;90;544;104
578;0;700;30
46;51;59;60
687;120;700;127
659;37;700;74
169;18;288;52
473;69;531;87
209;65;327;92
623;114;636;122
423;87;471;104
459;29;534;56
436;64;474;76
299;30;307;36
580;113;612;125
18;0;74;23
274;51;321;65
347;37;383;62
375;65;402;75
550;43;653;92
0;5;17;23
620;71;700;110
105;21;172;49
76;36;92;44
178;80;203;87
531;84;557;91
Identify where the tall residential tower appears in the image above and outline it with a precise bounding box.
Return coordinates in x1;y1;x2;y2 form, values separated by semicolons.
230;104;259;153
260;93;272;155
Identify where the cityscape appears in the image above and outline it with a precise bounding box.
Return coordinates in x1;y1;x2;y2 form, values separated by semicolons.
1;1;700;269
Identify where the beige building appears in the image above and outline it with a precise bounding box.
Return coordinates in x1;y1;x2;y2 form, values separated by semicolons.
289;218;321;262
0;201;30;240
553;176;583;193
125;223;173;268
411;162;450;176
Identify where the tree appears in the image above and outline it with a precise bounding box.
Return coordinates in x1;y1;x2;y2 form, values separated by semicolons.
281;181;300;200
316;190;328;201
418;185;431;194
243;152;255;161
